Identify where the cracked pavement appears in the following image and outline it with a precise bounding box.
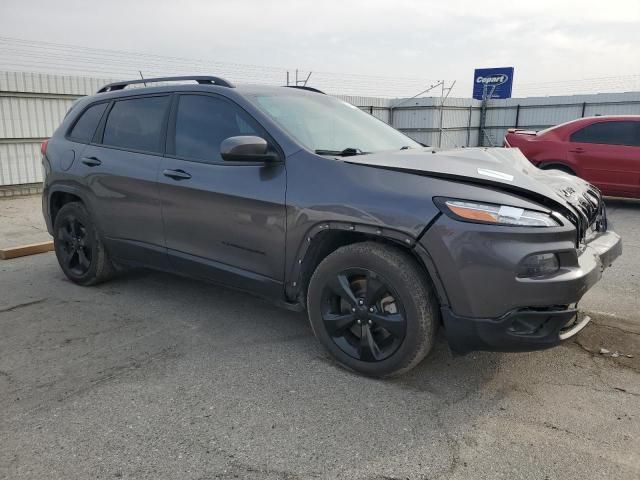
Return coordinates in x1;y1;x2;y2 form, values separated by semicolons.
1;196;639;479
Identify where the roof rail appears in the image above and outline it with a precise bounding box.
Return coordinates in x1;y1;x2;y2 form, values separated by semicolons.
283;85;326;95
97;75;235;93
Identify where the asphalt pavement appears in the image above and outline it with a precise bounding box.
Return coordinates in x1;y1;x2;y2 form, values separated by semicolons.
580;198;640;326
1;195;639;479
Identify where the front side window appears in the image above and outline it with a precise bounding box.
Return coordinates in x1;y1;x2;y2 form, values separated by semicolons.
174;95;260;163
102;96;170;153
68;102;108;143
249;93;421;154
570;121;639;146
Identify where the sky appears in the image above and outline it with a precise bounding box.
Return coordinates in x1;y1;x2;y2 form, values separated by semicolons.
1;0;639;96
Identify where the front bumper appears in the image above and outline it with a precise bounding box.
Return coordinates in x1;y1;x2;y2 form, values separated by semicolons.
442;306;592;354
420;215;622;353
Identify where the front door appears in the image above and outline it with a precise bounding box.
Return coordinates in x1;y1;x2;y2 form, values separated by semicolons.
568;120;640;197
158;93;287;296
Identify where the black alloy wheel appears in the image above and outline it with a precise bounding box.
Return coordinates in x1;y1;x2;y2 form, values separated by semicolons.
53;202;115;286
57;216;92;276
321;268;407;362
307;242;438;377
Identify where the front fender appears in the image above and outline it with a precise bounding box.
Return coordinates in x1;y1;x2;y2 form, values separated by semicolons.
284;219;452;310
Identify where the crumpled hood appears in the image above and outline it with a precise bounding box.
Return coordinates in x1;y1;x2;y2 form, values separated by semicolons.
346;147;599;218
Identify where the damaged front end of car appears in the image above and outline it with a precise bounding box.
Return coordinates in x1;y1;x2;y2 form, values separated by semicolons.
347;146;622;353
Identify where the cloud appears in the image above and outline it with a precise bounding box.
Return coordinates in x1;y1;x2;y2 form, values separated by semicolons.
0;0;638;96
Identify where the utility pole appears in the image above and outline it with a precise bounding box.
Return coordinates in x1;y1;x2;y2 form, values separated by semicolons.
437;80;456;148
287;70;313;87
478;83;497;146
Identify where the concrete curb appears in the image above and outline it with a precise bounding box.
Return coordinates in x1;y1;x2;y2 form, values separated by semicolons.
0;183;43;198
584;310;640;335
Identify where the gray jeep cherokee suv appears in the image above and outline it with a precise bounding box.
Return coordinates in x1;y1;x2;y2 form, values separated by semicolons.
42;76;622;377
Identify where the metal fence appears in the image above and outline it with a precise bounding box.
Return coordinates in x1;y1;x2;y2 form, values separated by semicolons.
2;70;640;186
346;92;640;148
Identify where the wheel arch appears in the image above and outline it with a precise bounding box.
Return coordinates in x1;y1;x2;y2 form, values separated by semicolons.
538;162;576;175
48;185;93;229
286;221;450;310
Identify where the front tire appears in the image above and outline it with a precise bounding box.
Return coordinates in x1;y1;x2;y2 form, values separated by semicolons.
307;242;439;377
53;202;114;286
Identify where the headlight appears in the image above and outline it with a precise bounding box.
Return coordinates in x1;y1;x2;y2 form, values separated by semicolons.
439;199;560;227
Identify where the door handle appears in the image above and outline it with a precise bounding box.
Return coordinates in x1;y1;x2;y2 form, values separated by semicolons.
569;147;585;153
81;156;102;166
163;169;192;180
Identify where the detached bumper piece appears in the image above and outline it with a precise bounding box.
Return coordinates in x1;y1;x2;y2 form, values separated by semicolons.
586;229;622;272
443;305;591;354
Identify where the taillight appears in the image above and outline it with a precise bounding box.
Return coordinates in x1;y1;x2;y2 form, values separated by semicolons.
40;139;49;155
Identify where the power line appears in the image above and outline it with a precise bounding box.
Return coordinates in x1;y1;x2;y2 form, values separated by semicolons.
0;36;448;97
2;36;639;98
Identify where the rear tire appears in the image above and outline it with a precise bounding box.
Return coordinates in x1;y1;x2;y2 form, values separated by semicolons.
53;202;114;286
307;242;439;377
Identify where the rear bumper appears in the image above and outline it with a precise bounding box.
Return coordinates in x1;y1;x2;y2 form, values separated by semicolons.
443;229;621;353
42;188;53;235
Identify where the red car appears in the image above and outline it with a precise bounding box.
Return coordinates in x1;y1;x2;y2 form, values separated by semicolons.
504;115;640;198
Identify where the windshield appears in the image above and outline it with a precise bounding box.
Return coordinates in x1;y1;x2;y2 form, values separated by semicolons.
250;93;421;154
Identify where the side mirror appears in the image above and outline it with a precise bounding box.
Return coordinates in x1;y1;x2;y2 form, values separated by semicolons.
220;136;279;162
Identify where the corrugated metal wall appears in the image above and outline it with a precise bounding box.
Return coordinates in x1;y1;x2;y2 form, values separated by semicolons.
0;71;114;185
0;71;115;95
481;92;640;146
350;92;640;148
0;142;42;186
349;96;483;147
1;71;640;186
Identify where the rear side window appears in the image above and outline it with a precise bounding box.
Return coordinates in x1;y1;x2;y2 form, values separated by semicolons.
570;121;640;146
102;96;170;153
174;95;260;163
68;102;108;143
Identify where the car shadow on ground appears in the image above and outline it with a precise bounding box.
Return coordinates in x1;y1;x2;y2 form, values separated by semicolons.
103;265;503;402
604;196;640;208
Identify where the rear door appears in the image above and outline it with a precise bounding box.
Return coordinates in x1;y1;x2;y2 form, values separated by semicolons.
158;93;286;296
568;120;640;196
78;94;171;267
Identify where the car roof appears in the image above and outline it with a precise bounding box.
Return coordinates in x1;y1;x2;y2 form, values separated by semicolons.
563;115;640;125
539;115;640;135
579;115;640;121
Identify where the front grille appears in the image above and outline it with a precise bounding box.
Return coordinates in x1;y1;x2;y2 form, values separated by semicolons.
568;186;604;244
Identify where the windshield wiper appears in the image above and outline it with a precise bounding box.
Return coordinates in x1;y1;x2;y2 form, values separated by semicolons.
315;147;367;157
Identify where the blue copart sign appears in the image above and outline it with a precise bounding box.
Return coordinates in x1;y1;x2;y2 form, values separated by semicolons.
473;67;514;100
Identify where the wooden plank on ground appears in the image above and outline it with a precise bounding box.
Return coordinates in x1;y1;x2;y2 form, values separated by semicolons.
0;241;54;260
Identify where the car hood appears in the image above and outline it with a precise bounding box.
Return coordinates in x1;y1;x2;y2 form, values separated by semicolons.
346;147;601;222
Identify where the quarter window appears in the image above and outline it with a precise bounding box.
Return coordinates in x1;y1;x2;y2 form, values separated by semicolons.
570;121;639;146
174;95;260;163
102;96;170;153
68;102;108;143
